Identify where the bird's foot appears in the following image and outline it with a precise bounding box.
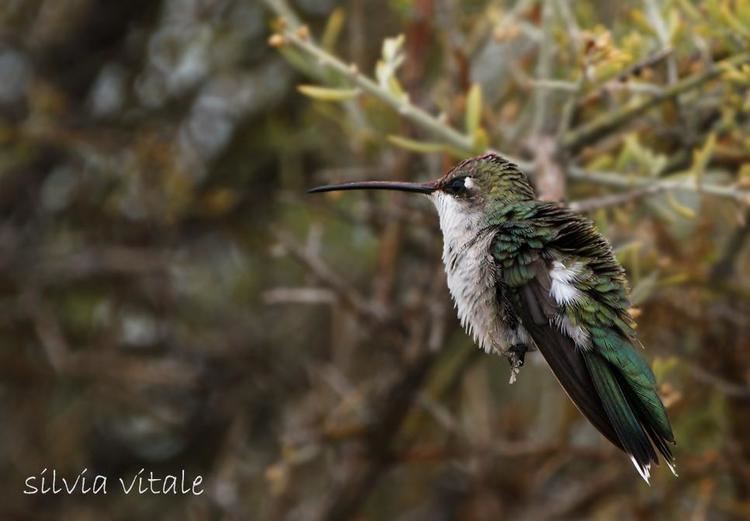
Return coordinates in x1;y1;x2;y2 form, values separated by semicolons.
507;344;528;385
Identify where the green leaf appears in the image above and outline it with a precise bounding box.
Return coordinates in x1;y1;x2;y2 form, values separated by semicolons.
690;132;716;186
465;83;482;135
472;128;488;154
297;85;361;102
321;8;346;52
666;191;696;220
375;35;406;100
387;135;446;154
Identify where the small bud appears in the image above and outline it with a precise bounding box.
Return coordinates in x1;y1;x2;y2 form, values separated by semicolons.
268;34;286;48
296;25;310;40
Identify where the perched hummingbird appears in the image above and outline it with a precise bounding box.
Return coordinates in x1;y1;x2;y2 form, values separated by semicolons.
308;153;676;483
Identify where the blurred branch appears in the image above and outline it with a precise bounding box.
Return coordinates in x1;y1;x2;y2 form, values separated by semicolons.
568;185;664;212
36;246;169;283
522;467;624;520
578;48;673;108
568;166;750;206
272;230;390;323
685;361;750;398
23;290;199;386
317;350;436;521
643;0;677;85
562;52;750;152
710;209;750;282
262;0;303;29
263;287;336;305
23;291;70;372
265;10;475;154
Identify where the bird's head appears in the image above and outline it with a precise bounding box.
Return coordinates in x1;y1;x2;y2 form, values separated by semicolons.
308;153;536;229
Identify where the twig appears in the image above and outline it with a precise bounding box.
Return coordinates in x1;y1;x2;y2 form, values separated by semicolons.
710;209;750;282
568;185;664;212
36;246;168;283
562;52;750;152
23;290;70;372
685;361;750;398
263;287;336;305
271;24;475;154
316;350;437;521
643;0;677;84
261;0;302;29
568;166;750;206
555;0;582;51
612;48;673;84
522;466;624;520
526;78;580;92
272;230;390;323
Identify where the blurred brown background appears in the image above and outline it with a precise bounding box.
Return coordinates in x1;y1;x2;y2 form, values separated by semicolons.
1;0;750;519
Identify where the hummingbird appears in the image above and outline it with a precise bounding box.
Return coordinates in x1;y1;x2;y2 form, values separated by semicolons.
308;153;676;483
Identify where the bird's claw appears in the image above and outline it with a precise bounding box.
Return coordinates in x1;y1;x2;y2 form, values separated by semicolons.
507;344;528;385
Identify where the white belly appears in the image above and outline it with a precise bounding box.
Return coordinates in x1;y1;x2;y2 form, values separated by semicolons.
431;192;530;355
443;232;507;353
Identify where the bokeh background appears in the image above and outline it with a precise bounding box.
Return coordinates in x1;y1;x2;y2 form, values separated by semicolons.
1;0;750;519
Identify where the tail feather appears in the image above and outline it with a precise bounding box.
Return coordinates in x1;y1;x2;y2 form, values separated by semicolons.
584;354;658;483
616;369;676;467
584;352;677;483
510;274;676;481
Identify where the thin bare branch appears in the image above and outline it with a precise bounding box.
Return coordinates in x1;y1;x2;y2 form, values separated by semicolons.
685;361;750;398
263;287;336;305
568;166;750;206
272;229;390;323
568;185;664;212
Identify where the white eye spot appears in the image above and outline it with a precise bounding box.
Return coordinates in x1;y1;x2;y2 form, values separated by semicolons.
464;177;475;189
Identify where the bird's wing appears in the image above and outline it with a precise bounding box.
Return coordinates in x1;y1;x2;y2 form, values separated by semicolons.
490;202;675;481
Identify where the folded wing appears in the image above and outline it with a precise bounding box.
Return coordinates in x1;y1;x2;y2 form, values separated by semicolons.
490;203;675;481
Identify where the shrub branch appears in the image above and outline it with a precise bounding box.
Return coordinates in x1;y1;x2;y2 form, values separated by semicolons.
561;53;750;152
264;5;750;207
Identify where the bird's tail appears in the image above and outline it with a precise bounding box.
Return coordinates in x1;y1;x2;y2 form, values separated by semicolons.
583;350;676;483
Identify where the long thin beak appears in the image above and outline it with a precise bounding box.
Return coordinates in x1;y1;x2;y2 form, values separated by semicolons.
308;180;437;195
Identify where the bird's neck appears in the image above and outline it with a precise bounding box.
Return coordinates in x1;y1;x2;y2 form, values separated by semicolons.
430;192;485;252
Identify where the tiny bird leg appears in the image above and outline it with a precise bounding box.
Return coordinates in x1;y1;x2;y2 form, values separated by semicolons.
507;343;528;384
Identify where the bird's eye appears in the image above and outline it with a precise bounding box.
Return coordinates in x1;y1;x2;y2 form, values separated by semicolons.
444;177;467;195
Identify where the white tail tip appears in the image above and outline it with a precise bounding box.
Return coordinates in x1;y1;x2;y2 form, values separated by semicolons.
630;456;651;485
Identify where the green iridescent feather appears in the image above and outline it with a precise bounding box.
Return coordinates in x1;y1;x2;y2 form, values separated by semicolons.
489;200;675;474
